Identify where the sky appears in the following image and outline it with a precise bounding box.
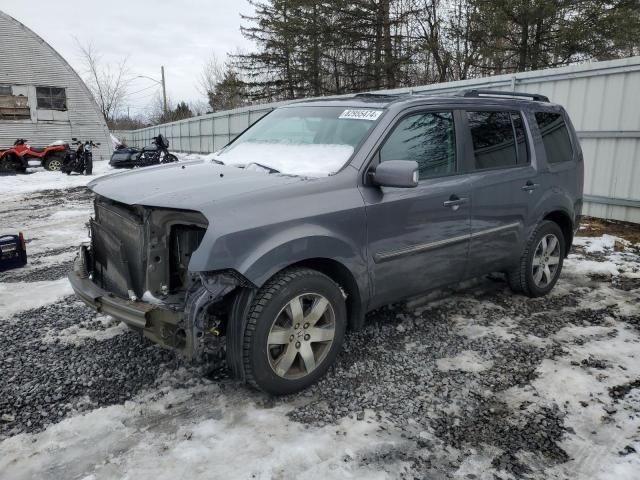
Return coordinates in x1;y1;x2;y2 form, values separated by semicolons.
1;0;256;116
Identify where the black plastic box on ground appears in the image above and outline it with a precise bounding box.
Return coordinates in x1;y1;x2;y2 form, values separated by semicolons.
0;233;27;272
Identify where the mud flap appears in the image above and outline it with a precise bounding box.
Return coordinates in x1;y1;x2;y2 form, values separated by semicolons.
225;288;256;381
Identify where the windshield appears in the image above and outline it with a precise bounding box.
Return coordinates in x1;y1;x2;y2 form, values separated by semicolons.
215;106;383;176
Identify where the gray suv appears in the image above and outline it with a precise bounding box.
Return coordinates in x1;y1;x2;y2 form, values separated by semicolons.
69;90;583;395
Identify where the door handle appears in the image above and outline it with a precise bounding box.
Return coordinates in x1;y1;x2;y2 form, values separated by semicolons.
443;195;468;209
522;181;539;192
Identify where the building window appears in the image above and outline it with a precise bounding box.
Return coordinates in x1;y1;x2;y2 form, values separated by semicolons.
0;86;31;120
36;86;67;111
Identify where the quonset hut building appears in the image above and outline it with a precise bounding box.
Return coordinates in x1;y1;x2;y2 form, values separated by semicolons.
0;11;111;161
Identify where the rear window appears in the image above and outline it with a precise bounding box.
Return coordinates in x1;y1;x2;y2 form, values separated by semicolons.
467;111;518;169
535;112;573;164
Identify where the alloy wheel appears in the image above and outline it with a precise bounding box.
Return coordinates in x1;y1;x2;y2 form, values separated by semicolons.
267;293;336;379
47;159;62;171
531;233;561;288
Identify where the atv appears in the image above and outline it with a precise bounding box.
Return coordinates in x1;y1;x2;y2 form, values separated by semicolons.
0;139;68;173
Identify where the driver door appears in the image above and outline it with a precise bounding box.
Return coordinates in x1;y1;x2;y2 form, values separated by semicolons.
360;110;471;308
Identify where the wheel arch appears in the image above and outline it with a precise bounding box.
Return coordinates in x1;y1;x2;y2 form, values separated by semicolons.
285;257;365;331
543;209;574;256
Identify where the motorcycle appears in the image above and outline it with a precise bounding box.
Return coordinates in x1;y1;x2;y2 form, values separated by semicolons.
109;144;141;169
0;139;68;173
136;134;178;167
61;138;99;175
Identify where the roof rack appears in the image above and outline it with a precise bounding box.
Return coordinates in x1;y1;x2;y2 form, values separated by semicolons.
461;89;550;102
353;92;399;98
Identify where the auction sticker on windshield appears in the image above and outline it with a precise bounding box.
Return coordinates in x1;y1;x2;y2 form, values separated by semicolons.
338;109;383;121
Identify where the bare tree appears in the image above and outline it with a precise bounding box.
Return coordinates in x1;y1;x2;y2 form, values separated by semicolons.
76;40;131;125
197;53;225;106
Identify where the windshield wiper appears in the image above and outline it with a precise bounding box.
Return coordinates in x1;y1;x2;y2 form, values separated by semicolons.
246;162;280;174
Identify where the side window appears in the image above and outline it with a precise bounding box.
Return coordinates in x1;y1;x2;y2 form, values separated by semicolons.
467;111;517;169
36;86;67;111
535;112;573;164
511;112;529;164
380;111;456;179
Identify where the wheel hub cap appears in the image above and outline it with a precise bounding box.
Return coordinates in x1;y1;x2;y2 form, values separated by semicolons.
532;233;561;288
267;293;336;379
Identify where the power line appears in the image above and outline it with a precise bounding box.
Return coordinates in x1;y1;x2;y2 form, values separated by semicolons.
126;84;159;96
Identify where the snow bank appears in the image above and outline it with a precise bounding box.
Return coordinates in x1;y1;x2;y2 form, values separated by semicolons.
0;161;114;197
0;279;73;320
0;384;402;480
572;234;627;253
215;142;354;177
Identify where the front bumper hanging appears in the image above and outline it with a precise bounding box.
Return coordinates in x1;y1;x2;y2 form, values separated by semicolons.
68;245;184;349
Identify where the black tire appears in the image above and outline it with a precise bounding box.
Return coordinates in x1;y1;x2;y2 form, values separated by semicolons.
242;268;346;395
85;156;93;175
507;220;565;298
0;156;14;173
162;153;178;164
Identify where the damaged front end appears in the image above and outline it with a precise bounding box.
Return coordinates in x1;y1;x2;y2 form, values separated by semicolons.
68;195;250;361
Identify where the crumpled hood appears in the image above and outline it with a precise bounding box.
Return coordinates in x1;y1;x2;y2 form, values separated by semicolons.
89;160;301;211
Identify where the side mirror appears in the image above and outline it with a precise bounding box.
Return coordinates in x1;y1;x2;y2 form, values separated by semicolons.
371;160;419;188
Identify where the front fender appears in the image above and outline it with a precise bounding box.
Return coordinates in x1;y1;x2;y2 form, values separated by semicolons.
189;223;369;304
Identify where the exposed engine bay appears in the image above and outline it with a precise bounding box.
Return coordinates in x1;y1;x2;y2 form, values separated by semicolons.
83;195;249;361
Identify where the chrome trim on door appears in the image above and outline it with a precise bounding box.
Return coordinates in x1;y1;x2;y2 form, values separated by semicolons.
374;233;470;263
374;222;520;263
470;222;520;239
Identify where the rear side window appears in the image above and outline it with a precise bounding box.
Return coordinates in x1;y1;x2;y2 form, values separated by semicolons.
535;112;573;164
380;111;456;179
467;111;518;169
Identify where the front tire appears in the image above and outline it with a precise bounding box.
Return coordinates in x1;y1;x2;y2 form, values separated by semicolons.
161;153;178;164
507;220;565;297
242;268;346;395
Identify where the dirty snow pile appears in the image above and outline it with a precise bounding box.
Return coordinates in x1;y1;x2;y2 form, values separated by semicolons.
1;168;639;479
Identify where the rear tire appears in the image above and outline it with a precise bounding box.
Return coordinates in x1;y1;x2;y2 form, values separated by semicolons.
507;220;565;298
242;268;346;395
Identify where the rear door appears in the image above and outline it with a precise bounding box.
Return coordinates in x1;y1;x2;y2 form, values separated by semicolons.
360;109;472;308
462;109;542;277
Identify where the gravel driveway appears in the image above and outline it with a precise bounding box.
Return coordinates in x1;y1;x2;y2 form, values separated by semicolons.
1;179;639;480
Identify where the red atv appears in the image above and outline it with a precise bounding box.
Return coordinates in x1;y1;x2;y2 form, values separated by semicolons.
0;139;68;173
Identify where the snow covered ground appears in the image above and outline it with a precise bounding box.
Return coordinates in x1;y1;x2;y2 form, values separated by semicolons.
0;163;639;479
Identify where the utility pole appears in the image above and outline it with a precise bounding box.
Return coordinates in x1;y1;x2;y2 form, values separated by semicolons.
161;66;167;115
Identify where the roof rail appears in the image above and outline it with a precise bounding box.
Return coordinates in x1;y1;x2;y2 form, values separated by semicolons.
353;92;405;99
461;89;550;102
